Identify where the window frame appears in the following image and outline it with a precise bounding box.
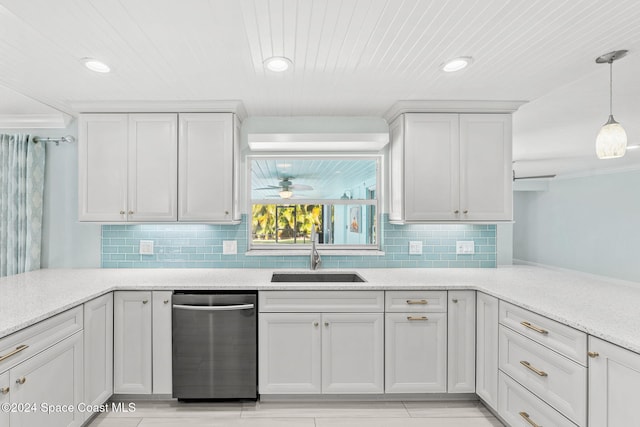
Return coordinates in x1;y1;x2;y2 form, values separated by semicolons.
247;154;382;253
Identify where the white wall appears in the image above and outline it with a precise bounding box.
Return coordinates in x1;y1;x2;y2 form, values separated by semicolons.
1;123;102;268
513;170;640;282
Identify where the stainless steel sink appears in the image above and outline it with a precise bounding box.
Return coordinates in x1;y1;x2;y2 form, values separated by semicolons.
271;272;366;283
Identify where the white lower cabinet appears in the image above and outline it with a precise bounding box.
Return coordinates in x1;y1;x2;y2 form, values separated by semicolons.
384;312;447;393
1;370;10;427
447;290;475;393
499;371;577;427
499;325;587;426
259;312;383;394
10;332;84;427
114;291;172;395
259;313;322;394
322;313;383;393
258;291;384;395
588;336;640;426
83;293;113;418
476;292;499;409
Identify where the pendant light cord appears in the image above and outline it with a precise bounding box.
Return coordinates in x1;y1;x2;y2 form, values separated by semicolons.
609;61;613;116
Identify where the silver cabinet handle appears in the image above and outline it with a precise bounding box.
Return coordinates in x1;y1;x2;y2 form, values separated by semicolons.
454;210;459;214
520;360;548;377
1;387;9;394
463;210;468;214
142;300;149;304
588;351;599;358
406;299;428;305
119;210;125;215
128;211;134;215
0;344;29;362
164;300;169;304
519;411;541;427
324;322;329;327
15;377;26;385
173;303;254;311
452;299;458;303
313;322;319;327
520;321;548;335
407;316;428;321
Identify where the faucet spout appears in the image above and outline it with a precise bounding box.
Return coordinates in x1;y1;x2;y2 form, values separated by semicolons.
310;225;322;270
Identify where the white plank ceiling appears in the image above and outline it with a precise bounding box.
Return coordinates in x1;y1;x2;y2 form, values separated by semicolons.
1;0;640;175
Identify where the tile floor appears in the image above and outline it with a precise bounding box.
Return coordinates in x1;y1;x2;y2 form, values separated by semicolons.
88;400;505;427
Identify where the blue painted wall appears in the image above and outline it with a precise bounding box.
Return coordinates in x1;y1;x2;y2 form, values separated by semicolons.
102;214;496;268
513;169;640;282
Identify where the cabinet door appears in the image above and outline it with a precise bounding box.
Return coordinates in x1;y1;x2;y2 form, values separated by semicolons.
128;114;177;221
448;291;476;393
1;370;9;427
178;113;238;222
403;113;460;221
459;114;512;221
476;292;499;410
114;291;152;394
322;313;383;394
152;291;172;394
589;336;640;426
385;312;447;393
78;114;128;221
259;313;321;394
84;293;113;416
10;332;83;427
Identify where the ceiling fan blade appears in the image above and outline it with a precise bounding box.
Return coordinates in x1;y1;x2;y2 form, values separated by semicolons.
255;185;280;190
290;184;313;190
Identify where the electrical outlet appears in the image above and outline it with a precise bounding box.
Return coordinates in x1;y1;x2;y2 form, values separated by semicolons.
456;241;475;254
223;240;237;255
409;241;423;255
139;240;154;255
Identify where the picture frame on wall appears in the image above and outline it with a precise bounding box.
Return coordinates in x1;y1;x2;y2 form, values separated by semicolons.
349;206;361;233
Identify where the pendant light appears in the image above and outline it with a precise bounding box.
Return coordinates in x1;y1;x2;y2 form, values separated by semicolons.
595;50;628;159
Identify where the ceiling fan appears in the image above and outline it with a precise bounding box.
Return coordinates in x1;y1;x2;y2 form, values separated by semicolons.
255;177;314;199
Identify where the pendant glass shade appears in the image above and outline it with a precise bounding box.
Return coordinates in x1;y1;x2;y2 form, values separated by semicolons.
596;115;627;159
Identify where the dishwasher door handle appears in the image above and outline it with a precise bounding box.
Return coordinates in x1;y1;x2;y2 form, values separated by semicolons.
173;303;255;311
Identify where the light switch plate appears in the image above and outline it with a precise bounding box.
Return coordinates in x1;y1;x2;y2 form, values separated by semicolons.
139;240;154;255
456;241;475;254
223;240;237;255
409;241;423;255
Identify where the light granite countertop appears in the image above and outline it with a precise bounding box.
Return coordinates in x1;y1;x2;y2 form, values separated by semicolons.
2;266;640;354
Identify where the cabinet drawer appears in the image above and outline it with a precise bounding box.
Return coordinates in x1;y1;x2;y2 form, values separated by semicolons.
259;291;384;313
0;306;83;372
385;291;447;312
499;325;586;426
499;301;587;365
499;371;577;427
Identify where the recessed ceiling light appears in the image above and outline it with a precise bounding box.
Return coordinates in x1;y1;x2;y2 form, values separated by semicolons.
264;56;293;72
82;58;111;73
442;57;473;72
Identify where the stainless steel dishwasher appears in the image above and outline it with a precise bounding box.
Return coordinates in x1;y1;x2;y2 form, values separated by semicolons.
172;291;257;400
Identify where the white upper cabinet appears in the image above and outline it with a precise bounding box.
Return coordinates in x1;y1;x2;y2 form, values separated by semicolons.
79;113;177;222
78;114;128;222
79;112;240;223
178;113;240;222
389;112;512;223
127;114;178;222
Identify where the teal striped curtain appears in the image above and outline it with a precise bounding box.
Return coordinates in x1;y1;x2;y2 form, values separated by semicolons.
0;134;46;277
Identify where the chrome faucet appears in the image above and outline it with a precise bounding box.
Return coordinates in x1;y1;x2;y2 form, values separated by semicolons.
310;225;322;270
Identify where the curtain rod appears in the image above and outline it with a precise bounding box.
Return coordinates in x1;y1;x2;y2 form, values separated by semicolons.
32;135;76;146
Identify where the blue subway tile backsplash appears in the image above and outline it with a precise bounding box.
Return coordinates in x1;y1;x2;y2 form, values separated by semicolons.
101;214;496;268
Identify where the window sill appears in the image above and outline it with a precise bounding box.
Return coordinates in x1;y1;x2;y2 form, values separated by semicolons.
245;249;385;257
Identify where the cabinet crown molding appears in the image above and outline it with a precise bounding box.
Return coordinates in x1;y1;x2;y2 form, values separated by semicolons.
0;113;73;129
71;100;247;121
384;100;527;123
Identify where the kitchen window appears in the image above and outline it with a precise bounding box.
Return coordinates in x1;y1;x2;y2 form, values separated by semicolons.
249;156;380;252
